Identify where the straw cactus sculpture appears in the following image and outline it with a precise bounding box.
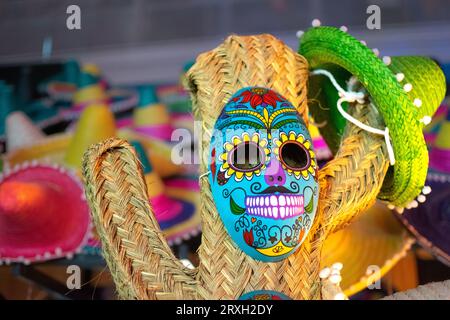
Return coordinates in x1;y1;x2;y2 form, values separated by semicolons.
82;34;393;300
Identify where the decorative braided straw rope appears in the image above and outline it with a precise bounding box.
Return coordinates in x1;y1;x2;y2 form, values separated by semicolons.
382;280;450;300
82;139;198;299
83;34;391;299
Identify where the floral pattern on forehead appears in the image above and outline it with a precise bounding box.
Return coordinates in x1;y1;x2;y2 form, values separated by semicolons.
231;87;284;109
209;86;319;262
217;87;307;138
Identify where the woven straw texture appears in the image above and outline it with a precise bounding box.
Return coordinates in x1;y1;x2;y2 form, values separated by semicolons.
82;34;390;300
382;280;450;300
300;26;446;207
82;139;198;299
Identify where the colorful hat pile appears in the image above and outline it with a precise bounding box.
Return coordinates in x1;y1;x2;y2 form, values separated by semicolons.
1;104;117;261
396;105;450;265
132;85;175;141
61;64;137;122
118;85;186;177
1;80;201;262
4;60;138;132
158;84;195;133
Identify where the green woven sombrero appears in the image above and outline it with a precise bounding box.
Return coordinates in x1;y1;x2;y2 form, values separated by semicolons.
299;26;446;208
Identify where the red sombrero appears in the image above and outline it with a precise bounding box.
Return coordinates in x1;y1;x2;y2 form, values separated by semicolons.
0;163;90;264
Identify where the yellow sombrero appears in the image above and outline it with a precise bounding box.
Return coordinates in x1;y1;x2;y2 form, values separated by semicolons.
321;201;414;297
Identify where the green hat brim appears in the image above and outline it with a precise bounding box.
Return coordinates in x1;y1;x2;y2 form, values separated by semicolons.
299;26;446;206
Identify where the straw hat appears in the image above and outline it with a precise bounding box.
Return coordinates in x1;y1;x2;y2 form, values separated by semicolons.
299;26;446;208
0;163;90;264
321;201;414;296
82;33;396;299
396;110;450;265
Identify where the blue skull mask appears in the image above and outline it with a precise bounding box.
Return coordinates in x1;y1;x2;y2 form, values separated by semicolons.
208;87;319;262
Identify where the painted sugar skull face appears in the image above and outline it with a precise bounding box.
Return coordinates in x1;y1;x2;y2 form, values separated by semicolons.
208;87;319;262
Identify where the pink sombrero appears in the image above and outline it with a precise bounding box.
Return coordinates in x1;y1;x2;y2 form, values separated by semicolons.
0;163;90;264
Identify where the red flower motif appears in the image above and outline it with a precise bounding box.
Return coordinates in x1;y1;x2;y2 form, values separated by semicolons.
233;88;283;108
243;228;254;246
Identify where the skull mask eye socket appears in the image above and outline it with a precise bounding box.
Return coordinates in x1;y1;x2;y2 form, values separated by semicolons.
279;141;310;171
229;142;265;172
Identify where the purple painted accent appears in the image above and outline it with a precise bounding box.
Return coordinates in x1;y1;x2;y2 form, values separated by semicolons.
265;159;286;186
430;147;450;174
134;124;174;140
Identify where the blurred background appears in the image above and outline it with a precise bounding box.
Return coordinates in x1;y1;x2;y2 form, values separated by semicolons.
1;0;450;83
0;0;450;300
